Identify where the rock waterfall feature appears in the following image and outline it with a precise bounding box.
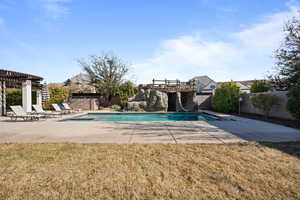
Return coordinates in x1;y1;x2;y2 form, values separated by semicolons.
127;89;197;112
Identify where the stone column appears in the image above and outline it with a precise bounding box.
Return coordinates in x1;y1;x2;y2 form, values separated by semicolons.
36;89;42;107
22;80;32;113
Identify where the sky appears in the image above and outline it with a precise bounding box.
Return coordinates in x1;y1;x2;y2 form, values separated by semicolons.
0;0;300;84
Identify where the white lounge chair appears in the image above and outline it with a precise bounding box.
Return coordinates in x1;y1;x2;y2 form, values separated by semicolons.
62;103;75;113
10;106;43;121
32;105;61;117
52;104;70;114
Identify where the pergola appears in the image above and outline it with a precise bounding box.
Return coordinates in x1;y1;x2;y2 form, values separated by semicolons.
0;69;43;116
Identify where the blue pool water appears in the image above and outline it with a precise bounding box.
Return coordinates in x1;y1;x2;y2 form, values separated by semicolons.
66;113;219;122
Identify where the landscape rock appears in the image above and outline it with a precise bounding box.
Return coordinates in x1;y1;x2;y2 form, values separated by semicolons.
127;89;168;112
127;101;147;111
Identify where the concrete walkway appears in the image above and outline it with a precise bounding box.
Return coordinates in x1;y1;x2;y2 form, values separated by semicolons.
1;113;300;143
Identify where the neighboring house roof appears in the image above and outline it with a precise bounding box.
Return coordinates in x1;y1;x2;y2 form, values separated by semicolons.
65;73;96;93
191;75;217;93
191;75;214;88
236;82;250;90
217;80;262;91
237;80;258;88
68;73;91;85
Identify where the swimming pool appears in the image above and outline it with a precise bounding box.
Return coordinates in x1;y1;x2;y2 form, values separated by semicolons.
66;113;219;122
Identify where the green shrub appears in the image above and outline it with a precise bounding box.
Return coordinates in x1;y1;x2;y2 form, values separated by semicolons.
111;104;121;110
212;81;241;113
287;86;300;120
43;85;68;110
118;81;138;105
6;89;36;109
250;80;270;93
6;89;22;108
251;93;277;118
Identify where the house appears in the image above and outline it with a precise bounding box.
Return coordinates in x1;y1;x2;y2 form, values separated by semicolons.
190;75;217;94
189;75;217;110
189;76;261;110
64;73;96;93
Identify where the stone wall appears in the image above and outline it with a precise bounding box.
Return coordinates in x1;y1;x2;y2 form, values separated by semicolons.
69;98;99;111
241;91;294;120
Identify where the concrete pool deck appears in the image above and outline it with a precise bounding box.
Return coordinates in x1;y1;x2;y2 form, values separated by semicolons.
1;112;300;143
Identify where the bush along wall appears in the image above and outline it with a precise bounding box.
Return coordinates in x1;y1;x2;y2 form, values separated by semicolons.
287;86;300;120
251;93;277;119
212;81;241;113
250;80;270;93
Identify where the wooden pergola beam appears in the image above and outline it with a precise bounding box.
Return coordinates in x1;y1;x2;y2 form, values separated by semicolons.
0;69;43;89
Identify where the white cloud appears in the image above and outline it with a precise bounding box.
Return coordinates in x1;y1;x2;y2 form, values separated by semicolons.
234;6;300;51
132;5;300;84
42;0;73;19
133;35;244;83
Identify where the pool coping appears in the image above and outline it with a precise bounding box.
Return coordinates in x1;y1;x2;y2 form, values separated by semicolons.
59;111;221;122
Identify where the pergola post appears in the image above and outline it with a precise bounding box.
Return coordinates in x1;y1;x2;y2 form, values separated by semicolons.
2;81;6;116
0;81;4;116
22;80;32;113
0;81;6;116
36;89;42;107
0;81;2;116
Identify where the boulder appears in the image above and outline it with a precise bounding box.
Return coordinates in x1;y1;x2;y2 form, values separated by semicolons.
127;89;168;112
127;101;147;111
147;90;168;111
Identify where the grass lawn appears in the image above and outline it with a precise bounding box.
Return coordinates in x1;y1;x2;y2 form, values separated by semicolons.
0;142;299;200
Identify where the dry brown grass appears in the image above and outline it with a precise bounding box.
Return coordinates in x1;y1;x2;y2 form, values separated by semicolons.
0;142;299;200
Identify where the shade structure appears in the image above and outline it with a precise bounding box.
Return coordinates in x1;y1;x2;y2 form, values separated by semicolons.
0;69;43;88
0;69;44;115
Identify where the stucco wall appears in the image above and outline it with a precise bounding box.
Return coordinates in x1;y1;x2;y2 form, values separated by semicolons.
69;98;98;111
240;91;294;120
195;95;212;110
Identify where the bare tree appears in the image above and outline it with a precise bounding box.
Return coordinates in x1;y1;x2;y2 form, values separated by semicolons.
78;53;129;104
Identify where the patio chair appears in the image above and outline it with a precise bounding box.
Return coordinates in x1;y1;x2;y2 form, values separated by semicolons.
52;104;70;114
32;105;62;117
62;103;76;113
9;105;43;121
